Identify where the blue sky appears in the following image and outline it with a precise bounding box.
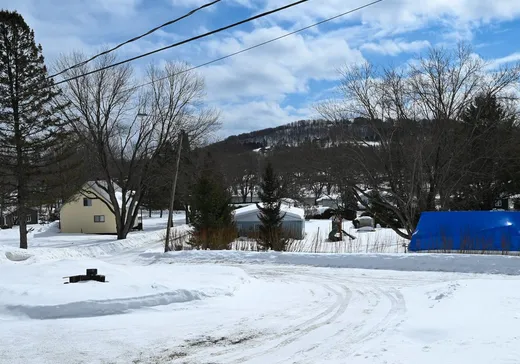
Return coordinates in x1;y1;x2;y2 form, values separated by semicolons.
3;0;520;137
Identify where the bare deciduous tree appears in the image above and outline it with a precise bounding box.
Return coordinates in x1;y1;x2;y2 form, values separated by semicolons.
316;43;520;240
57;53;219;239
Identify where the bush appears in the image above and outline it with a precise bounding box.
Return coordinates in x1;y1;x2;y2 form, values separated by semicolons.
256;228;291;252
188;226;238;250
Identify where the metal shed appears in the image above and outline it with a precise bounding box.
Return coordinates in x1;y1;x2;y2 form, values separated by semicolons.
233;203;305;240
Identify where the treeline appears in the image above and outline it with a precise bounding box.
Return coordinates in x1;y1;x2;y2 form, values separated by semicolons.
207;44;520;241
213;118;383;151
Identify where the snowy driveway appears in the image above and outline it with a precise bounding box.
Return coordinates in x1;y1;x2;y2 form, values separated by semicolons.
2;256;519;364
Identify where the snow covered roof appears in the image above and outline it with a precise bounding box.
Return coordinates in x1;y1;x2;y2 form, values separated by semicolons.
316;194;340;202
233;203;305;220
82;181;134;210
280;197;299;207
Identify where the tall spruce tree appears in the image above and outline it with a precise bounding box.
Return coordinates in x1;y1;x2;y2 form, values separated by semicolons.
454;94;515;210
256;162;286;251
0;11;73;249
189;153;235;250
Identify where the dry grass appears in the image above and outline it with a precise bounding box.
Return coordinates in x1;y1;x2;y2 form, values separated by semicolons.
161;228;192;251
188;227;237;250
232;226;405;254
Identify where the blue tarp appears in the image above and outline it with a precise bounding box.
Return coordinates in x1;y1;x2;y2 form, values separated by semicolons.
409;211;520;252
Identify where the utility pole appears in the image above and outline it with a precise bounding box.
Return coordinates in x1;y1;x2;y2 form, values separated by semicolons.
164;130;185;252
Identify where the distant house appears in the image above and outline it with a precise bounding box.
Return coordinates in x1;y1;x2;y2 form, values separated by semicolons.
494;195;520;211
0;207;39;228
231;194;261;204
233;203;305;239
59;181;140;234
316;195;339;208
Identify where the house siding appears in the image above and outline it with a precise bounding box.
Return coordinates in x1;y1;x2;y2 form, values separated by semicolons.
60;188;117;234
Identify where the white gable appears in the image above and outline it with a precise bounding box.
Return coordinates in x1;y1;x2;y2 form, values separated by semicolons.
81;181;134;210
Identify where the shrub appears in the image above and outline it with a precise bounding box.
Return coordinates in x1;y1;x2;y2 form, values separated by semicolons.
188;226;238;250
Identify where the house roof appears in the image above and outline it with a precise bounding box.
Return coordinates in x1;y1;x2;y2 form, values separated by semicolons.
316;194;340;202
233;203;305;220
81;181;134;210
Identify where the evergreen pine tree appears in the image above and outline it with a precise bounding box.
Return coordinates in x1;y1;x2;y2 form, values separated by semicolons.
189;153;235;250
455;94;514;210
256;162;286;251
0;11;74;249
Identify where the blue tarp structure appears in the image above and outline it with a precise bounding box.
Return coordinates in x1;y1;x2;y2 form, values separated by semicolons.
409;211;520;252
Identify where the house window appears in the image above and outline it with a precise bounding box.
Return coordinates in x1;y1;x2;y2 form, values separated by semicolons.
83;198;92;207
94;215;105;223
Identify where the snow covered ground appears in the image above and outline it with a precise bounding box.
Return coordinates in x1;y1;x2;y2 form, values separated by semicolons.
233;219;408;253
1;215;520;363
0;212;189;262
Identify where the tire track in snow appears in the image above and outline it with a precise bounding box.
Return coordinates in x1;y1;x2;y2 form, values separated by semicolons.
223;282;353;364
176;270;352;363
293;283;406;363
214;269;406;364
166;267;407;364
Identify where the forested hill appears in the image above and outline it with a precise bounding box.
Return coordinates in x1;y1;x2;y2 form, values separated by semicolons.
211;118;377;152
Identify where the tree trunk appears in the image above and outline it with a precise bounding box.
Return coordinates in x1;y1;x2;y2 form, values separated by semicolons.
18;208;28;249
116;218;133;240
160;209;163;218
184;204;190;224
148;208;152;218
115;215;131;240
117;229;127;240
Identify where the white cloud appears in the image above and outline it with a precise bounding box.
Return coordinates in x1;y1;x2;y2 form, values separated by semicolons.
216;100;314;136
2;0;520;137
199;26;365;103
486;52;520;70
361;39;431;56
260;0;520;32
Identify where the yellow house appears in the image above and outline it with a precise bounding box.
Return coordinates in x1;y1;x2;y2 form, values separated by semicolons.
60;181;137;234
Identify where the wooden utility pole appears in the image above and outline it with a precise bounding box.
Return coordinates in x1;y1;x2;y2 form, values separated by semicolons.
164;130;184;252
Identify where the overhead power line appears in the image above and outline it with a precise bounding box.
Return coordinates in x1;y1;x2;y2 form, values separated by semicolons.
48;0;222;79
53;0;311;86
116;0;385;95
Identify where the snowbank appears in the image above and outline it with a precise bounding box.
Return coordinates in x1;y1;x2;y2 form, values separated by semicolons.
139;250;520;275
0;218;191;264
0;260;249;320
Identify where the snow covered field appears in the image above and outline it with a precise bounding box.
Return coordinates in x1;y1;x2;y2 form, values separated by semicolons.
232;219;408;254
1;215;520;363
